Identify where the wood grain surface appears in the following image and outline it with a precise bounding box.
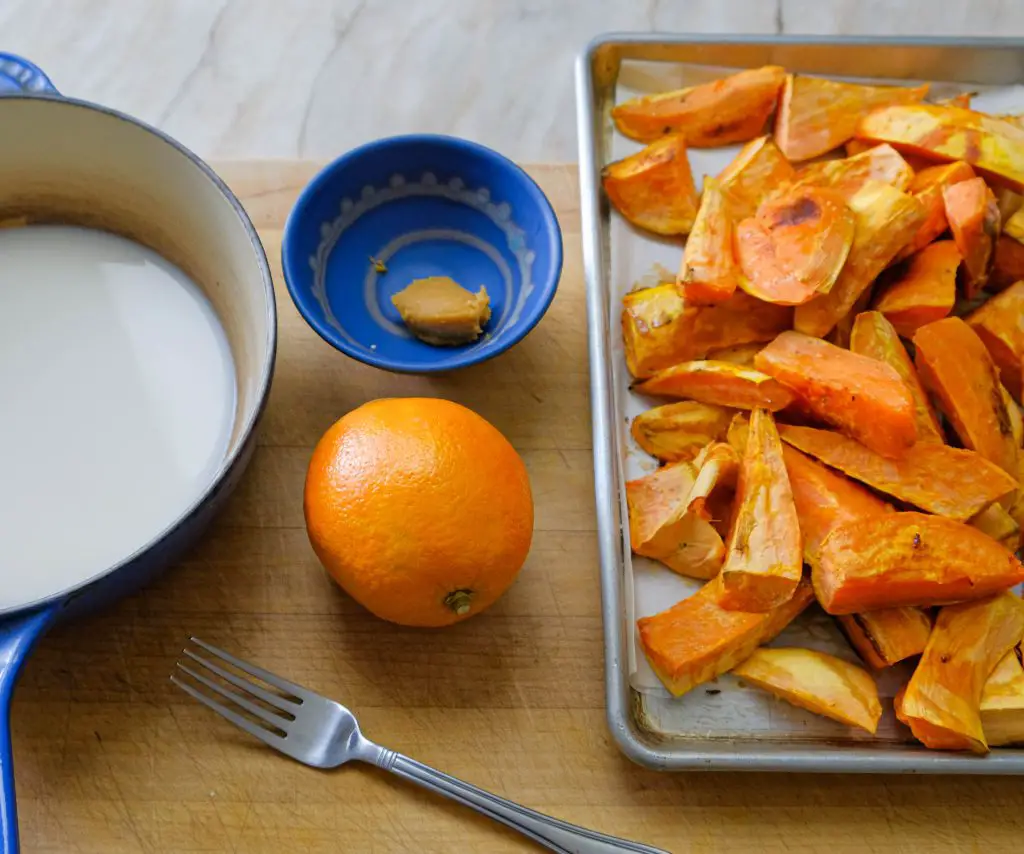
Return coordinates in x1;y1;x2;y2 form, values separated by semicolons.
12;162;1024;853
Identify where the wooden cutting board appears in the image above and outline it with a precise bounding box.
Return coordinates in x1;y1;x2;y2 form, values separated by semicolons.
12;162;1024;854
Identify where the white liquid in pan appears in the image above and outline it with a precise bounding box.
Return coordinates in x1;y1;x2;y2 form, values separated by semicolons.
0;226;236;609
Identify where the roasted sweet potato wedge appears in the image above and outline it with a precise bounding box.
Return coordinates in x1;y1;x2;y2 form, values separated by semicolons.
856;105;1024;192
849;311;944;443
688;442;741;521
992;233;1024;291
794;181;924;337
1003;384;1024;448
966;281;1024;400
1005;203;1024;245
938;92;976;109
980;645;1024;746
873;242;960;337
942;177;1000;296
755;331;918;457
622;285;793;379
717;136;796;219
706;342;763;366
635;361;795;411
718;409;802;612
735;187;856;305
630;401;733;463
814;512;1024;614
895;162;977;261
914;317;1019;477
602;135;699;236
732;647;883;733
776;75;929;162
900;592;1024;753
637;575;814;697
969;502;1020;550
779;424;1018;520
791;143;914;197
679;177;740;304
626;462;725;579
838;608;933;670
612;66;787;146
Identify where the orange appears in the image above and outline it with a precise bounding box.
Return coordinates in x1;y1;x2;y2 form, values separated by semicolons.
304;398;533;627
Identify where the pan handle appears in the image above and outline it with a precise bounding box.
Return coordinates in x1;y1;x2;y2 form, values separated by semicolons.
0;54;59;96
0;605;60;854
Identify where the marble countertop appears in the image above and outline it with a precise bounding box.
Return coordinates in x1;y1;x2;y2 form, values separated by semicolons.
4;0;1024;164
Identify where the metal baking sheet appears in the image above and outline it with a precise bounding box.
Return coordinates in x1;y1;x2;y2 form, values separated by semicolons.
576;34;1024;773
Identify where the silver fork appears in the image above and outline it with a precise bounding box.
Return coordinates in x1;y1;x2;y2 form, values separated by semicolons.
171;638;669;854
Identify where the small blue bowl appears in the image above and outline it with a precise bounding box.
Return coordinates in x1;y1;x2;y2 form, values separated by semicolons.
282;135;563;373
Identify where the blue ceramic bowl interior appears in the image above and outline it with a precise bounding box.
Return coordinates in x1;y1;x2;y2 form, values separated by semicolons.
282;135;563;372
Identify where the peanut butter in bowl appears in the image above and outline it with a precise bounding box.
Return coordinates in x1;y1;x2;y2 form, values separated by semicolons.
391;276;491;346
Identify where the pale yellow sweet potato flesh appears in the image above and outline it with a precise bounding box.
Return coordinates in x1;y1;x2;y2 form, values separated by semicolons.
630;401;734;463
732;647;883;733
776;75;929;162
637;575;813;697
969;502;1020;551
717;136;796;219
837;608;933;670
980;645;1024;746
679;177;741;304
901;593;1024;753
687;442;741;521
635;361;795;411
790;143;914;197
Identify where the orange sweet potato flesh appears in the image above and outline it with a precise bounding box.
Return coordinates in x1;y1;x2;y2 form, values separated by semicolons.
687;442;741;521
625;462;725;579
967;281;1024;400
637;575;814;697
914;317;1019;477
813;512;1024;614
679;177;740;304
776;75;929;162
706;342;763;367
718;409;802;612
873;241;959;337
732;647;883;733
992;234;1024;291
635;361;795;411
717;136;796;219
895;162;976;261
794;180;924;337
1005;203;1024;244
622;285;793;379
900;592;1024;753
602;135;699;236
856;105;1024;192
942;177;1000;297
630;401;733;463
735;187;855;305
755;331;917;457
838;608;933;670
779;424;1018;520
791;143;914;197
849;311;944;443
612;66;786;147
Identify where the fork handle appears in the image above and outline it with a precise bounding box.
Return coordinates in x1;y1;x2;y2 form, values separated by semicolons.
378;751;669;854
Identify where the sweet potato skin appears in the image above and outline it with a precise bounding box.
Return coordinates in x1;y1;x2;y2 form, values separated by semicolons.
602;135;699;236
850;311;944;443
755;331;918;458
814;512;1024;614
856;104;1024;192
679;177;740;304
718;409;803;612
794;181;924;337
626;462;725;579
837;608;933;670
637;576;814;697
622;285;793;379
779;424;1019;521
717;136;796;219
873;241;960;337
942;177;1000;297
612;65;786;146
635;361;795;411
914;317;1019;477
895;161;976;261
732;647;883;733
630;401;733;463
900;593;1024;753
776;75;928;162
966;281;1024;400
736;187;856;305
